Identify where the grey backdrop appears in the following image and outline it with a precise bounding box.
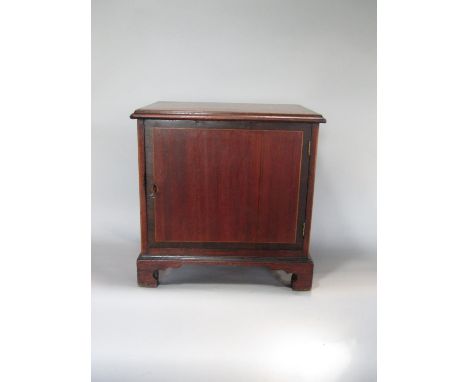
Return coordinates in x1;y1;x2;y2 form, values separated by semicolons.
92;0;375;254
92;0;376;380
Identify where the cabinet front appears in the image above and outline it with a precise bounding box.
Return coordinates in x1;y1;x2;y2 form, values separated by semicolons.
144;121;311;250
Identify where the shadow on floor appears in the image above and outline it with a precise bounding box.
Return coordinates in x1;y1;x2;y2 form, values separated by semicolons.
91;239;290;288
92;238;374;289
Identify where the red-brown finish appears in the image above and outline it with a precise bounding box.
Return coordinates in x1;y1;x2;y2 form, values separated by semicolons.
137;255;314;291
303;126;320;254
137;120;148;253
151;128;303;244
132;101;325;291
131;101;326;123
145;248;307;257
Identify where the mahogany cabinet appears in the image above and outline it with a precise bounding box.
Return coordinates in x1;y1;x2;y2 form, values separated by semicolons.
130;101;325;290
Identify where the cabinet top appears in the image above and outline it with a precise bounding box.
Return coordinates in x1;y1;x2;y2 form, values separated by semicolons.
130;101;326;123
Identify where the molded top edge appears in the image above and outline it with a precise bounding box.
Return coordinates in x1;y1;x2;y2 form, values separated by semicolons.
130;101;326;123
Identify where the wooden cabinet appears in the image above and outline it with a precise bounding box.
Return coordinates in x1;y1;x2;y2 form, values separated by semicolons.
131;101;325;290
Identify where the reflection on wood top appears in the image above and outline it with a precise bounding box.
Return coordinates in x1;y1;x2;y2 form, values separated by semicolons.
131;101;326;122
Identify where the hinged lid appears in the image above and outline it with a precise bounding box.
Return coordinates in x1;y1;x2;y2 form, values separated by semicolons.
130;101;326;123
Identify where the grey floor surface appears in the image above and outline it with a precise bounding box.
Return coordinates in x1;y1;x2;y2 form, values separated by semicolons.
92;235;376;382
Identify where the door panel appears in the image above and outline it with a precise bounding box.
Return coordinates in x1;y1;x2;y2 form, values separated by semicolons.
145;124;309;248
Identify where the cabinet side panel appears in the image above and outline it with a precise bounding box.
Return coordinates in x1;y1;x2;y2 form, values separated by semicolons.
137;120;148;252
303;126;320;254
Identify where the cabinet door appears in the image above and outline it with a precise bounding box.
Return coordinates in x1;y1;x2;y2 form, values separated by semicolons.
144;121;311;250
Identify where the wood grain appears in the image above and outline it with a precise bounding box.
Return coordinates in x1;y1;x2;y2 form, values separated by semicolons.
151;128;303;244
303;126;320;254
131;101;326;123
137;254;314;291
132;101;325;290
137;120;148;252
